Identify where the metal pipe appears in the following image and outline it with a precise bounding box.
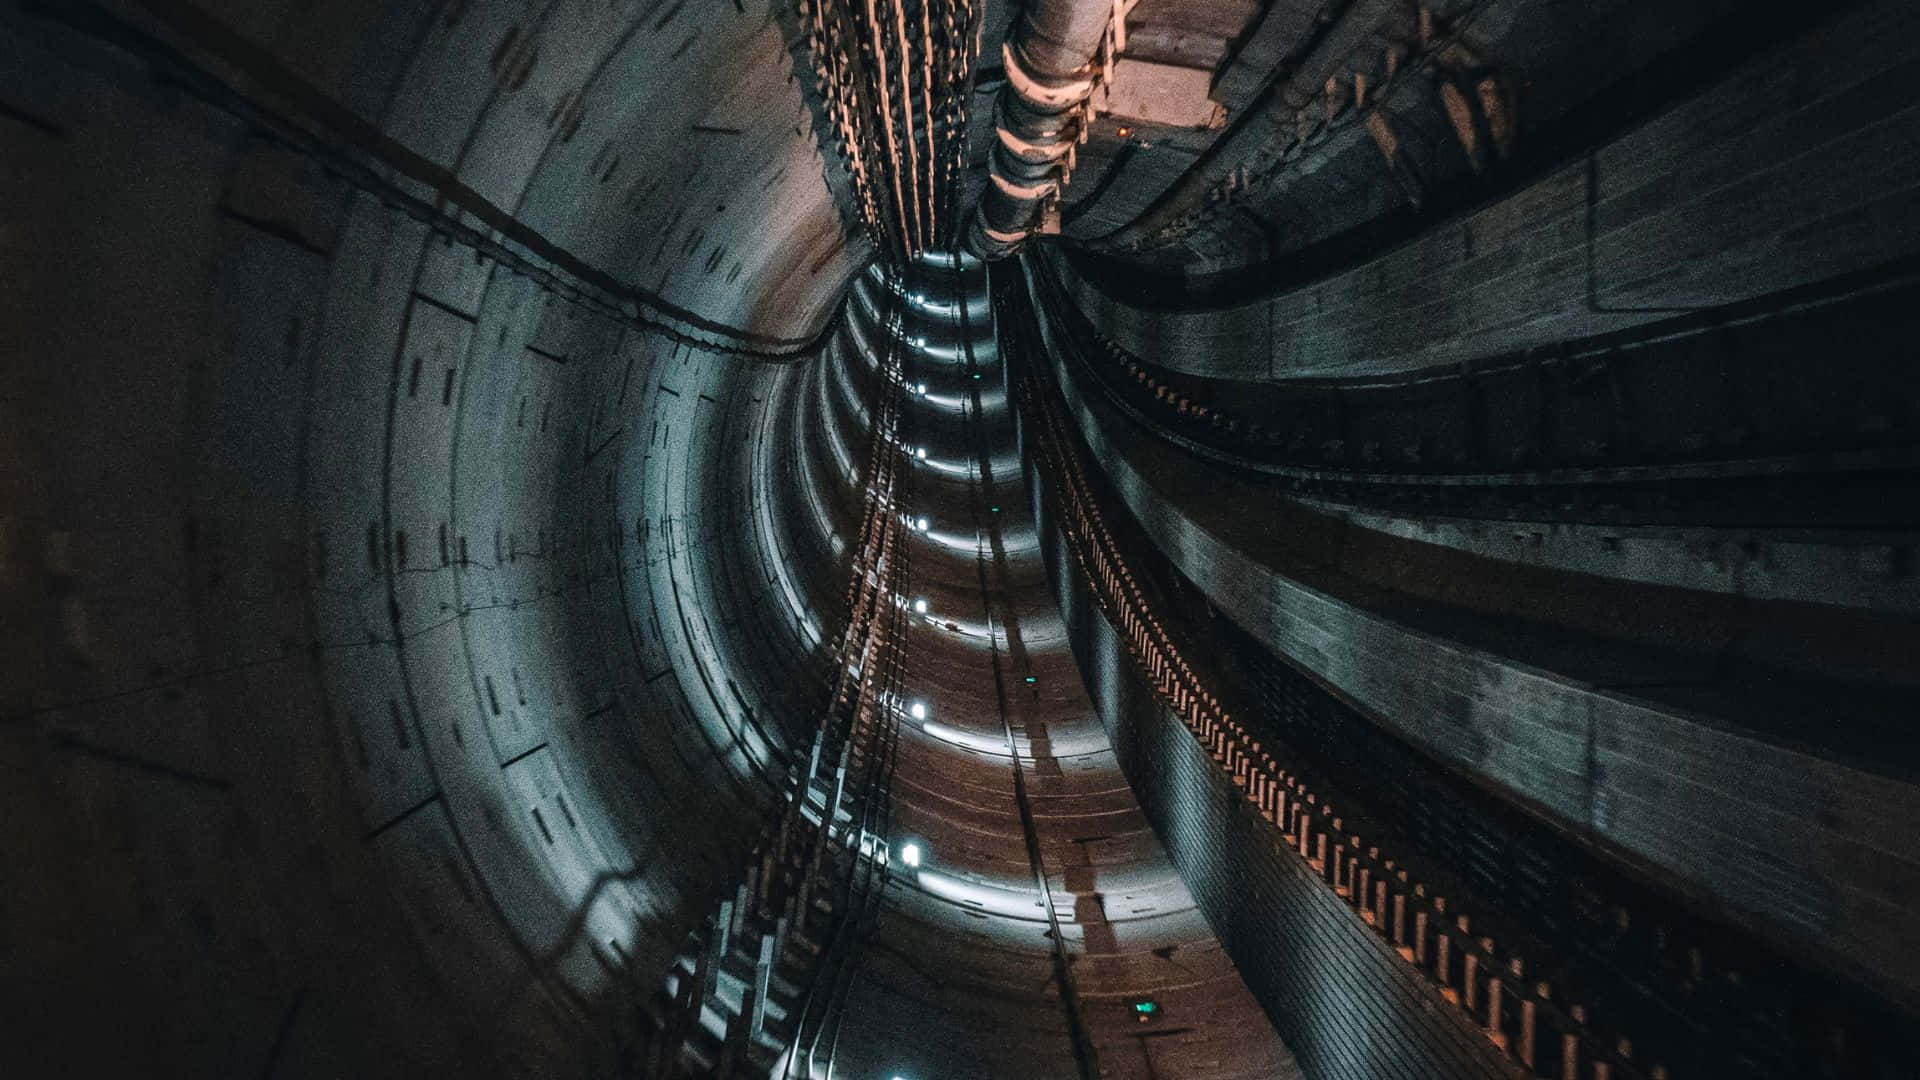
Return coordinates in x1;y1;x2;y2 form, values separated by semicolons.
964;0;1115;257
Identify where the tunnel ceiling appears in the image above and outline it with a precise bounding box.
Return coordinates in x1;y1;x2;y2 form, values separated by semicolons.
5;1;1920;1079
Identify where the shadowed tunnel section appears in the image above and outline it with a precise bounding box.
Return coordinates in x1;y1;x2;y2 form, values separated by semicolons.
2;0;867;1073
4;1;1920;1078
0;2;1281;1075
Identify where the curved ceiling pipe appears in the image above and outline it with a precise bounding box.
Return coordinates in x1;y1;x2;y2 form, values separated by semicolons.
964;0;1116;259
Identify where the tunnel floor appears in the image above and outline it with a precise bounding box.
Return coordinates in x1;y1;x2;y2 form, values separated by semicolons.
816;257;1297;1079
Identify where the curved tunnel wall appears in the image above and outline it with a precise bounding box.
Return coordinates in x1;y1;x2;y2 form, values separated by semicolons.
7;1;1920;1077
1003;247;1920;1076
1029;431;1524;1080
0;9;1307;1072
1025;259;1920;1014
993;1;1920;1031
1054;0;1920;381
1;1;871;1074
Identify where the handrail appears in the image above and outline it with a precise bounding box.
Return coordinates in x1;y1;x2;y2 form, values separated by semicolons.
1001;266;1664;1080
782;290;916;1079
651;287;914;1078
1027;252;1920;494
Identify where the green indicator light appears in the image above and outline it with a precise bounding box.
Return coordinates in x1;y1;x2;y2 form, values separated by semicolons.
989;505;1000;513
1024;676;1037;684
972;372;982;379
1133;1001;1159;1017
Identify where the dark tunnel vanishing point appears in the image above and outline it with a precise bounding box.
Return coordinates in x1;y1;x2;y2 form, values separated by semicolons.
3;1;1919;1077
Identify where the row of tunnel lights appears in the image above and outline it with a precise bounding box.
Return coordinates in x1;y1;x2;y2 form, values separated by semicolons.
883;592;1040;845
863;279;1013;1077
884;286;1164;1077
895;285;1114;1075
882;595;1154;1080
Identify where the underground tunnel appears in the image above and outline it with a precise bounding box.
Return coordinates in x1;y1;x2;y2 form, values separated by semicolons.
2;0;1919;1077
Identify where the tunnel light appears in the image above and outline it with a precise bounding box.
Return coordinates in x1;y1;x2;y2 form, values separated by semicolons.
900;843;922;868
916;382;927;395
913;597;929;614
915;516;930;532
916;447;928;460
909;701;928;720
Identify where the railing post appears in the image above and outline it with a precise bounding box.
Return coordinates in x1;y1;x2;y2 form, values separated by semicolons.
752;932;776;1034
690;938;714;1016
1463;929;1480;1014
1563;1004;1585;1080
1482;942;1504;1047
722;987;752;1077
1393;872;1409;952
1519;973;1543;1072
657;969;696;1080
1414;888;1431;966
